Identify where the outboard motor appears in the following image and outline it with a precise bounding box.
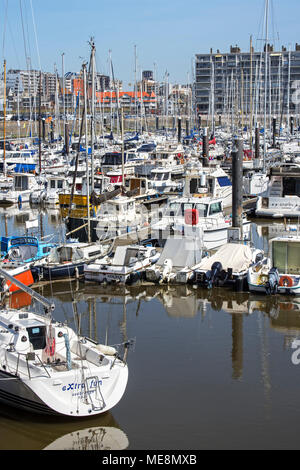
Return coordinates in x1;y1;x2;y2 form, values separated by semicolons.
266;267;279;295
205;261;223;289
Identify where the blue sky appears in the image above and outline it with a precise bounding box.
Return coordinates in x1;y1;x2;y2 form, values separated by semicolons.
1;0;300;88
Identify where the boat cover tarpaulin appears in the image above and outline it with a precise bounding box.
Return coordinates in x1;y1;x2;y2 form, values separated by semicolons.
197;243;253;273
157;237;202;268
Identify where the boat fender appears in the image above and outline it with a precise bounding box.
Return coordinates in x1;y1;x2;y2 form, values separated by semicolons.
279;275;293;288
18;195;22;208
96;344;117;356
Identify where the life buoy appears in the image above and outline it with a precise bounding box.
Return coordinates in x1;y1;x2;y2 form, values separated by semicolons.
279;276;293;288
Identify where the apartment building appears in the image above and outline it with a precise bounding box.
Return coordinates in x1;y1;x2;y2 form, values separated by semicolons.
195;43;300;117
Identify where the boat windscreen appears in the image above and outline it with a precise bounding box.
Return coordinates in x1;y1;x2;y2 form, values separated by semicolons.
272;240;300;274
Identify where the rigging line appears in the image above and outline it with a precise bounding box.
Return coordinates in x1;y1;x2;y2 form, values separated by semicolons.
19;0;28;63
29;0;41;71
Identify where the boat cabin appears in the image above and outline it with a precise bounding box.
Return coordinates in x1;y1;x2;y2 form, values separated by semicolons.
124;176;152;196
110;245;156;267
164;197;223;219
0;236;55;262
270;237;300;275
13;173;37;191
47;243;103;265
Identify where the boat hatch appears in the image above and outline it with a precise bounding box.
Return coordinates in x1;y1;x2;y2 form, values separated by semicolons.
272;240;300;274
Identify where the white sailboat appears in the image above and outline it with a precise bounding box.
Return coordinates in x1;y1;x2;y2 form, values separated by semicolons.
0;267;129;417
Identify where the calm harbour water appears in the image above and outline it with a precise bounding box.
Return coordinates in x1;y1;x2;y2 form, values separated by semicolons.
1;206;300;450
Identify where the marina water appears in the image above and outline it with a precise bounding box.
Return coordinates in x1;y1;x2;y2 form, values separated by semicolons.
1;207;300;450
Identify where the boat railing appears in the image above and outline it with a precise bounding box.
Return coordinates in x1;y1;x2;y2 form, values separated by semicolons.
13;351;51;379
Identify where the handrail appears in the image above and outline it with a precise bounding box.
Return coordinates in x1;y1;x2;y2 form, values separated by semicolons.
11;351;52;379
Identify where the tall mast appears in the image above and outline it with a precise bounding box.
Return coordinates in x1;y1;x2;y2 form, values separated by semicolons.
90;38;95;193
83;63;91;243
249;35;253;152
287;45;291;134
134;45;137;132
62;52;65;143
38;71;42;174
263;0;269;170
3;60;6;177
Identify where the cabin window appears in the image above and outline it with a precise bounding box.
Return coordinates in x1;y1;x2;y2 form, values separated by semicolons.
58;247;73;263
26;326;46;350
209;202;222;215
217;176;232;187
50;180;56;189
88;250;101;257
189;179;199;193
272;241;300;274
57;180;63;189
15;176;29;191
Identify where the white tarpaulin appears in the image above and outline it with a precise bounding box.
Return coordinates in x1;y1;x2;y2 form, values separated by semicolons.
157;237;203;268
197;243;253;273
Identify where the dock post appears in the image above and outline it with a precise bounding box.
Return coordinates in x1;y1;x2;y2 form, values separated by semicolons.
177;117;181;143
291;116;294;135
65;122;69;155
186;119;189;136
231;137;243;237
156;116;159;131
255;123;260;159
272;117;276;148
202;127;209;166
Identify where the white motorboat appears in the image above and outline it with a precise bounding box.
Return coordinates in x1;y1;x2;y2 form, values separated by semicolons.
182;164;233;208
30;174;69;206
255;164;300;218
0;173;40;206
0;267;129;417
149;166;183;193
194;242;265;292
151;196;251;251
247;235;300;295
84;244;159;284
145;236;204;284
94;196;148;241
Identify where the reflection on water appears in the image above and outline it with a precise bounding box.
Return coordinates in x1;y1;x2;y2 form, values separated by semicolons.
0;403;129;450
2;209;300;448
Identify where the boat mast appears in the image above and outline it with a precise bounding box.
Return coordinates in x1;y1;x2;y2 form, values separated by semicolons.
90;38;95;193
38;71;42;174
83;63;91;243
263;0;269;171
3;60;6;178
249;35;253;152
121;108;124;186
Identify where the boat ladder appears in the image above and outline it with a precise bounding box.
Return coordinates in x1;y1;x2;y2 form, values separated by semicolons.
84;375;106;411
